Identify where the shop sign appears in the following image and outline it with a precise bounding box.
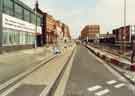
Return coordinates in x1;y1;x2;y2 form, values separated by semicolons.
2;14;41;34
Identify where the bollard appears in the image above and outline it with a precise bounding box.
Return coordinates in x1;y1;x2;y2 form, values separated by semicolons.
110;58;120;65
102;55;106;60
130;64;135;71
97;52;100;57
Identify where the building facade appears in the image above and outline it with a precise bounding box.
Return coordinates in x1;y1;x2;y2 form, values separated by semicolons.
112;25;135;48
55;21;64;41
62;23;71;42
0;0;42;52
35;2;57;45
35;1;71;45
81;25;100;41
45;14;56;44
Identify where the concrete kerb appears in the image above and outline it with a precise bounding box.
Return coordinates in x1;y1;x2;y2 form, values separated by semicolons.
39;45;76;96
47;45;76;96
86;45;135;71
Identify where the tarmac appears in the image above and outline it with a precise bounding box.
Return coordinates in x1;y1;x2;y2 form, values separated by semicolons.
86;44;135;85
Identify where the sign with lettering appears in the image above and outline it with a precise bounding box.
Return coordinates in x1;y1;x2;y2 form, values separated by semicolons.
2;14;42;34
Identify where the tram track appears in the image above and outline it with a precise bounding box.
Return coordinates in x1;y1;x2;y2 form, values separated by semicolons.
0;54;57;95
0;46;76;96
46;47;76;96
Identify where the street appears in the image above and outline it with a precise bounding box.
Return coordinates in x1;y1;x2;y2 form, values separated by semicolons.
64;45;135;96
1;0;135;96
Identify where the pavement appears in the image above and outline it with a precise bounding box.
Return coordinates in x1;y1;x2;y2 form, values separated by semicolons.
0;47;54;86
64;45;135;96
0;44;76;96
86;44;135;86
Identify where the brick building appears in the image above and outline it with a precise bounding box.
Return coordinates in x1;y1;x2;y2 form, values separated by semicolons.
35;1;71;45
62;23;71;42
81;25;100;40
35;1;58;45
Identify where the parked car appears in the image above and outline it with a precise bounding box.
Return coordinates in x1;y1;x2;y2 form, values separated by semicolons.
53;47;61;54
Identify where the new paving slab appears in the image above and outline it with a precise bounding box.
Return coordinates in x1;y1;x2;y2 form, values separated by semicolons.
0;47;53;86
2;45;75;96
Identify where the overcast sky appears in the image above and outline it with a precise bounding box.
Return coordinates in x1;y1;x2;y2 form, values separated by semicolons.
20;0;135;38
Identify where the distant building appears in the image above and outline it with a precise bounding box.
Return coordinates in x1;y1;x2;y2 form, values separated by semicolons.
62;23;71;42
81;25;100;41
112;25;135;47
55;20;63;41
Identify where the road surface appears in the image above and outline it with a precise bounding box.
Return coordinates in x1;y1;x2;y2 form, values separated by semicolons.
64;45;135;96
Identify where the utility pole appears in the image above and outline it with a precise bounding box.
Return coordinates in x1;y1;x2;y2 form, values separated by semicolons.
34;0;38;48
123;0;126;55
0;0;3;47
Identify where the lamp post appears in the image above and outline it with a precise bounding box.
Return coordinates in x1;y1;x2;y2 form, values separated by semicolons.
34;0;38;48
124;0;126;27
122;0;127;55
0;0;3;47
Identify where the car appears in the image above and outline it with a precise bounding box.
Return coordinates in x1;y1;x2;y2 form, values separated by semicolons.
53;47;61;54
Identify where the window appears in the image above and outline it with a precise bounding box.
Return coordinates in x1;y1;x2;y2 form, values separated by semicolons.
3;0;14;16
31;13;36;24
24;9;30;22
37;16;41;26
15;4;23;19
20;32;26;45
2;30;9;46
12;31;20;45
2;28;20;46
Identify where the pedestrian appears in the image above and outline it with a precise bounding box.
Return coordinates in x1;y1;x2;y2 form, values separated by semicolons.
131;40;135;63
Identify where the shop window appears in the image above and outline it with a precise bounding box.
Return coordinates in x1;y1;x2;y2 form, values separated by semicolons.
20;32;26;45
2;30;9;46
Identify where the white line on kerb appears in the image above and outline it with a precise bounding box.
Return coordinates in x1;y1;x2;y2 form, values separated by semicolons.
114;83;125;88
88;85;102;92
106;80;117;85
95;89;110;96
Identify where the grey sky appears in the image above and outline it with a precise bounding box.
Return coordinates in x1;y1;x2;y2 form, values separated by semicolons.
20;0;135;38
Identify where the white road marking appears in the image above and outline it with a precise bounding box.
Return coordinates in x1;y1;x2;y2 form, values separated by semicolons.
88;85;102;92
106;80;117;85
114;83;125;88
95;89;110;96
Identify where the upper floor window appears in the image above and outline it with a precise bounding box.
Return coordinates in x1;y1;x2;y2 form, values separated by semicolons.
24;9;30;22
14;4;23;19
3;0;14;16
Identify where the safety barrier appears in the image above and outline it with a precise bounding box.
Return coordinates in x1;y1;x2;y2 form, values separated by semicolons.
85;45;135;71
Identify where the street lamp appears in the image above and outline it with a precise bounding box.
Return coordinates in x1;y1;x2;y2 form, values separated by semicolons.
34;0;38;48
122;0;127;55
124;0;126;27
